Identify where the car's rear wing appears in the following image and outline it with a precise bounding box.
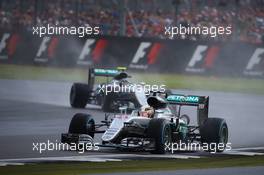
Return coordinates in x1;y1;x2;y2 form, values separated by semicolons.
167;94;207;106
88;67;127;89
166;94;209;125
91;68;125;77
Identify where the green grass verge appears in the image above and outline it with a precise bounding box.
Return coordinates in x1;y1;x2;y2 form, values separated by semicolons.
0;156;264;175
0;64;264;94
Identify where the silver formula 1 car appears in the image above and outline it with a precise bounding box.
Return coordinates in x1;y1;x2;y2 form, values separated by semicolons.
62;93;228;154
70;67;148;112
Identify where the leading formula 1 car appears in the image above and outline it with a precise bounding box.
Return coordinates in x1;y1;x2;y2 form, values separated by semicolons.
62;92;228;154
70;67;147;112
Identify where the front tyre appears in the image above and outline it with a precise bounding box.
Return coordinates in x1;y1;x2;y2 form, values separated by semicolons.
68;113;95;138
147;118;172;154
200;118;228;153
70;83;90;108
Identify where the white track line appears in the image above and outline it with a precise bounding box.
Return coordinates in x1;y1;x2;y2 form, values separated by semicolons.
224;146;264;156
0;163;25;167
1;147;263;164
223;151;264;156
0;156;122;163
232;147;264;151
0;154;200;164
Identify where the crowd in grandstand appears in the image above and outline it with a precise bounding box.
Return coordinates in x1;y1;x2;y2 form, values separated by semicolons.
0;0;263;44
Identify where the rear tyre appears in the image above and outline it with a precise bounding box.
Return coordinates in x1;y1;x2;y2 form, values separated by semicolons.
70;83;90;108
68;113;95;138
147;118;171;154
200;118;228;152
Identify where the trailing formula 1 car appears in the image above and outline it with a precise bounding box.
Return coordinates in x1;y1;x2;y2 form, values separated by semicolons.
70;67;148;112
62;92;229;154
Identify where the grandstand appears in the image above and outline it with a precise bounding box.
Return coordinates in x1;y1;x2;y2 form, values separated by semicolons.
0;0;263;43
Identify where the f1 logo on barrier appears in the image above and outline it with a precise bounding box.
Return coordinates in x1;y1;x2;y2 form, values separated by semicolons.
129;42;163;69
0;33;19;60
78;39;108;65
185;45;219;73
34;36;58;63
78;39;95;65
244;48;264;76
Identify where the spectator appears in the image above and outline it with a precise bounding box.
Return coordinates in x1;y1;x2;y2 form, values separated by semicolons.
0;0;263;44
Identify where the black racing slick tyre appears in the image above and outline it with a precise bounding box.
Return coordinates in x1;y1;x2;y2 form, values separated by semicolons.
147;118;172;154
70;83;90;108
68;113;95;138
200;118;228;152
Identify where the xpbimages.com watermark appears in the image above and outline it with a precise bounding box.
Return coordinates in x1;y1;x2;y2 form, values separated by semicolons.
98;83;166;95
32;140;100;154
165;141;232;153
32;24;100;37
165;24;232;38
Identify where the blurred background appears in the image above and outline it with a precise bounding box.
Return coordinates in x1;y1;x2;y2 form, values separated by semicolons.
0;0;263;43
0;0;263;92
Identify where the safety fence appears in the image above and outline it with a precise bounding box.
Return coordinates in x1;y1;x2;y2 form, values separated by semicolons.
0;31;263;78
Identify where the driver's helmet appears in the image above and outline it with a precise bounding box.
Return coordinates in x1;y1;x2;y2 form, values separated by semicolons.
139;105;154;118
114;72;128;80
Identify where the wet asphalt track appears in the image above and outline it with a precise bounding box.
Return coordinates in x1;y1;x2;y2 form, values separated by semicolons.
0;79;264;159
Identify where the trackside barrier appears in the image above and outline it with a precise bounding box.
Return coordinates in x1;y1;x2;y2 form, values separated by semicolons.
0;31;263;78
